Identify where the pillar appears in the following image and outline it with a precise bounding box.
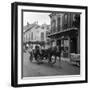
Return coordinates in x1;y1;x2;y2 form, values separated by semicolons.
67;36;71;58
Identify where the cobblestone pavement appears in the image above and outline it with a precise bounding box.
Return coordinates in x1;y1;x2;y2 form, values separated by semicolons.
23;52;80;77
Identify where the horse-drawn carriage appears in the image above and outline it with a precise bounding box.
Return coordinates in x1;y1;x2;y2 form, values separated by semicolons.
29;45;61;64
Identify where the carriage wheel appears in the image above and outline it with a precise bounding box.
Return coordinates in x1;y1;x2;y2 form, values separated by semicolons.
36;55;41;63
48;56;56;64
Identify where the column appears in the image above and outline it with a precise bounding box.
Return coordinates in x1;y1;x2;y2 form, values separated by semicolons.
77;29;80;54
68;36;71;58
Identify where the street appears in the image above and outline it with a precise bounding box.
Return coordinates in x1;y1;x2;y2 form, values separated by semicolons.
23;52;80;77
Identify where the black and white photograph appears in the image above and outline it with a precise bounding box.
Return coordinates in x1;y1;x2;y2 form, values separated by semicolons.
11;2;88;87
22;11;80;78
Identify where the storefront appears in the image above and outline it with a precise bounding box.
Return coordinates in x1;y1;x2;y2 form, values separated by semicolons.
48;28;79;58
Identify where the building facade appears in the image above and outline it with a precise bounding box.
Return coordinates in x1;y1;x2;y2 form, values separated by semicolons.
48;12;80;57
23;22;50;49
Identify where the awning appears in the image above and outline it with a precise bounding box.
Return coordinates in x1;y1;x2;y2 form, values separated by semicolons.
48;28;78;39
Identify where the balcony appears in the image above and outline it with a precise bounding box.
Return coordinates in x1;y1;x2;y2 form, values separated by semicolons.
48;27;78;39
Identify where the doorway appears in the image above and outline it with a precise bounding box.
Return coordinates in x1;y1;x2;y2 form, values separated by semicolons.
70;37;77;53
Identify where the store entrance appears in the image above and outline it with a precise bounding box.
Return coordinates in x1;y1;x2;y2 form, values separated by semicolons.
57;39;61;46
70;37;77;53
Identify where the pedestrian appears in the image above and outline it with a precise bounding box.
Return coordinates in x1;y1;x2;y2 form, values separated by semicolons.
28;46;33;62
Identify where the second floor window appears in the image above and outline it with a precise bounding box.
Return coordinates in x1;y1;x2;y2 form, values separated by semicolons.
72;14;80;28
31;32;33;40
26;35;27;41
23;36;25;42
29;34;31;41
64;14;68;29
57;17;60;31
41;32;44;41
51;19;56;33
53;20;56;33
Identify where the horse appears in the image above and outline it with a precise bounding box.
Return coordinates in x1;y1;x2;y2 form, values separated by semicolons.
29;45;62;64
48;45;61;64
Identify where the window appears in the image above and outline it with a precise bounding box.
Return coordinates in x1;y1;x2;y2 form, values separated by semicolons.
65;14;68;23
72;14;80;28
67;13;71;28
26;35;27;42
57;17;60;31
23;36;25;42
46;31;49;37
41;26;44;29
31;32;33;40
64;14;68;29
41;32;44;41
29;33;31;41
47;26;49;30
53;19;56;33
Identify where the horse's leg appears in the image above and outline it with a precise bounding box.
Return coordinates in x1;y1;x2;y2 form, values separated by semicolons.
49;54;51;62
34;54;37;61
55;55;57;63
48;53;51;63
